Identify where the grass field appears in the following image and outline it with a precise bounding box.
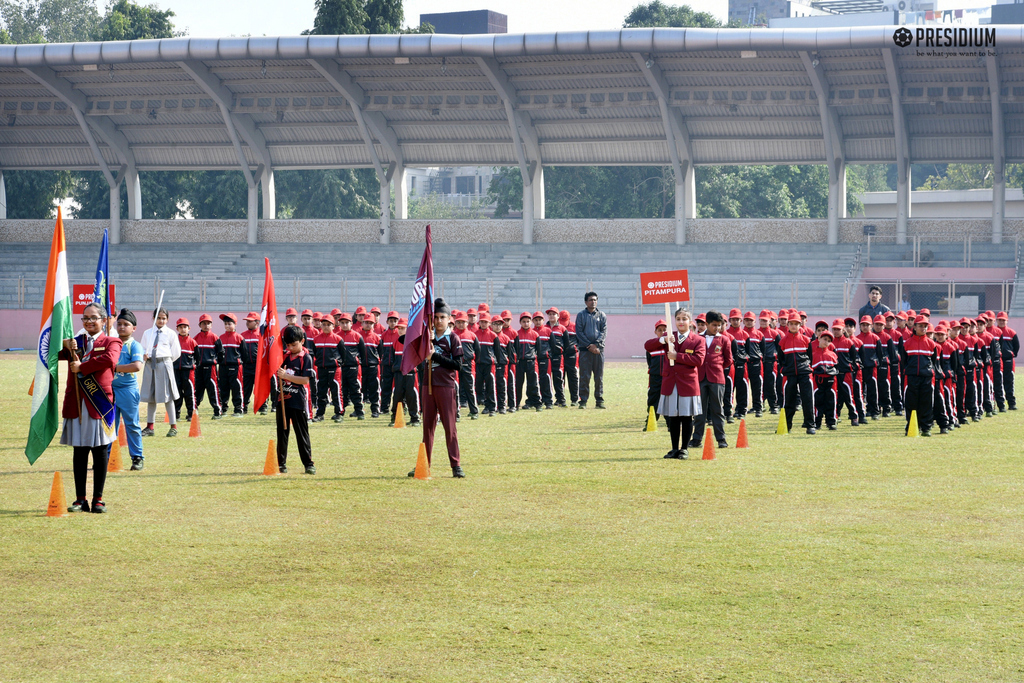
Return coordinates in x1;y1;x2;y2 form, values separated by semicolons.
1;352;1023;682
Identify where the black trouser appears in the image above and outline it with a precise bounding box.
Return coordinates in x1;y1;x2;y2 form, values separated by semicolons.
747;360;763;414
218;364;243;414
392;372;419;421
763;358;778;410
537;356;553;406
933;375;950;429
173;367;195;420
363;366;380;414
564;353;579;403
864;366;880;416
956;370;968;421
578;351;603;406
814;376;837;428
876;364;892;412
889;362;903;412
982;365;994;413
783;374;814;431
495;365;509;411
905;374;933;433
276;403;313;469
242;363;256;411
316;366;341;417
194;364;220;416
341;365;363;416
853;370;867;421
992;361;1005;409
724;369;734;417
458;366;478;415
551;353;565;405
73;446;108;501
732;362;748;417
516;358;541;408
477;364;497;413
693;380;725;445
964;366;978;417
1003;357;1016;407
647;374;662;421
838;373;857;423
381;366;396;415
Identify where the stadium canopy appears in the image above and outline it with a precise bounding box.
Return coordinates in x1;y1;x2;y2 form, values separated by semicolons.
0;26;1020;246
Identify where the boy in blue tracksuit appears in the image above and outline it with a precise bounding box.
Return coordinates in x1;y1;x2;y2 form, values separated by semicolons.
111;308;146;470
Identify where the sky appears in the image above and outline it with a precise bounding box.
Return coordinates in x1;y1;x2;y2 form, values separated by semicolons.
132;0;729;38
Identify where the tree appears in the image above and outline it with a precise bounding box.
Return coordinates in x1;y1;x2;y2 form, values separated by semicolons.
623;0;724;28
0;0;99;43
94;0;177;42
274;169;379;219
2;170;75;219
309;0;367;35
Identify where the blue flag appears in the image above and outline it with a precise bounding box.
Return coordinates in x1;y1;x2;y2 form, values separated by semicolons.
94;228;110;318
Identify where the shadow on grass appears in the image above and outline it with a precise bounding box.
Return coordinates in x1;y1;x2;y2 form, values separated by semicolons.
0;508;45;517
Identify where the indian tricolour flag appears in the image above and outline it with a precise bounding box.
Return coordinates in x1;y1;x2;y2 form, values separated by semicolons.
26;209;73;465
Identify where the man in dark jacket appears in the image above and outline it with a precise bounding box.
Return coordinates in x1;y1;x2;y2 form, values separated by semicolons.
575;291;607;409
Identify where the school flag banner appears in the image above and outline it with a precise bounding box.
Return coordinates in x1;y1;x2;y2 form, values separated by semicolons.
401;223;434;376
640;269;691;305
94;228;111;320
26;208;74;465
252;257;283;413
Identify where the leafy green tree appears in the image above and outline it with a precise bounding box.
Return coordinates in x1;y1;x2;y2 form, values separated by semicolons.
72;171;193;219
309;0;367;35
2;170;75;218
94;0;176;41
623;0;724;28
0;0;99;43
275;169;379;219
408;192;485;219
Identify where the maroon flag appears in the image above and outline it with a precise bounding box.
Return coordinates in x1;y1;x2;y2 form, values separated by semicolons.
253;257;283;413
401;224;434;375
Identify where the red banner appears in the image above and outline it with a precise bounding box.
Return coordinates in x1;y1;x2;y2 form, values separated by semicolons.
640;270;689;304
72;284;115;314
252;258;283;413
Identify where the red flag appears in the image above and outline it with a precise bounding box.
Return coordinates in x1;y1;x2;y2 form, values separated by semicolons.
253;258;283;413
401;224;434;375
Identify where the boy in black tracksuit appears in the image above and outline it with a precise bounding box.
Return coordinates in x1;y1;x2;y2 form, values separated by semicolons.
240;313;260;413
313;317;343;422
559;310;579;406
534;313;554;409
173;318;196;421
336;313;367;420
901;316;940;436
276;325;316;475
490;316;511;414
360;317;382;417
779;315;816;435
515;313;542;410
193;314;223;419
474;313;498;415
391;321;421;426
546;307;567;407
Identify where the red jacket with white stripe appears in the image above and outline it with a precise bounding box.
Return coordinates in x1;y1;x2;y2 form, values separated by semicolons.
811;344;838;377
900;333;938;377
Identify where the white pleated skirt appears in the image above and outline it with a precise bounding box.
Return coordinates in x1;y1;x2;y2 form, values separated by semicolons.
658;387;702;417
60;400;115;448
140;358;179;403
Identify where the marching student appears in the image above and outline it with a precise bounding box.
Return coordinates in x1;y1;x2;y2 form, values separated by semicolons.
111;308;145;470
656;309;706;460
193;313;223;419
380;311;401;419
996;312;1018;410
811;325;839;431
217;313;245;418
883;312;904;416
284;307;299;328
466;307;480;335
391;318;420;426
856;315;882;420
799;311;813;338
694;313;707;336
976;315;996;417
743;312;765;417
950;320;969;425
240;312;260;414
690;310;731;451
984;314;1005;412
360;315;382;418
959;318;978;422
759;312;781;415
515;312;542;411
369;306;386;336
312;316;343;423
966;319;985;420
173;318;197;422
475;312;499;416
275;324;316;475
337;312;367;420
642;319;668;430
301;310;316;340
502;311;519;411
779;313;816;435
452;311;480;420
900;315;939;436
844;317;867;424
872;315;893;417
547;306;567;407
534;312;554;409
559;309;579;406
353;306;367;326
831;319;859;426
491;315;513;414
141;307;182;437
726;309;749;420
932;324;957;434
411;298;466;478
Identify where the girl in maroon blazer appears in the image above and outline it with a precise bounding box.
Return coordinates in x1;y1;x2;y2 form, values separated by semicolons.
657;309;707;460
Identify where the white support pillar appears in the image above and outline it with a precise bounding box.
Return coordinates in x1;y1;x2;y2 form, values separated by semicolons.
380;174;392;245
523;175;535;246
393;166;407;220
0;169;6;220
247;183;258;245
261;167;275;220
531;165;545;220
109;184;121;244
827;160;846;245
988;55;1005;245
896;163;911;246
126;167;141;220
993;175;1005;245
673;163;696;245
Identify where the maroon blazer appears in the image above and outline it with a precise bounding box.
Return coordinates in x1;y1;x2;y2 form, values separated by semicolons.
660;331;706;397
59;333;122;420
698;333;733;384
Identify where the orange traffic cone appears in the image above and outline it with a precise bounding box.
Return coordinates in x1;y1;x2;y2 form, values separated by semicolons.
188;411;201;438
394;403;406;429
107;439;124;472
163;410;169;423
118;422;127;447
413;442;431;480
46;472;68;517
263;439;279;475
736;418;749;449
701;427;716;461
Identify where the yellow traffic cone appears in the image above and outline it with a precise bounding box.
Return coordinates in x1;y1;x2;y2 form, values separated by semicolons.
413;443;431;480
776;409;789;435
907;410;919;437
263;439;279;475
394;403;406;429
645;406;657;432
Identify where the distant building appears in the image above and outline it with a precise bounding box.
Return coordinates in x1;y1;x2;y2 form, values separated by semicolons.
419;10;507;34
731;0;996;27
855;188;1024;218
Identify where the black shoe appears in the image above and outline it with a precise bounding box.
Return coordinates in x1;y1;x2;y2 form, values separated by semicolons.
717;441;729;449
544;404;553;410
371;411;380;418
332;414;343;423
140;427;154;437
688;440;701;449
664;450;679;459
470;413;479;420
595;403;606;410
770;408;779;415
677;449;688;460
939;427;949;435
882;410;890;418
91;499;106;513
578;404;586;409
806;427;816;435
498;409;506;414
68;498;90;513
1009;405;1017;411
755;411;762;418
409;419;421;427
726;416;734;424
185;413;194;422
921;429;932;437
828;424;837;431
895;410;904;416
388;419;395;426
570;401;577;407
305;465;316;475
279;465;288;473
166;427;177;437
456;415;461;422
212;413;223;420
535;406;542;412
356;415;365;421
999;406;1007;413
870;414;878;421
130;457;143;471
232;411;244;418
452;466;465;478
258;406;268;415
311;415;323;423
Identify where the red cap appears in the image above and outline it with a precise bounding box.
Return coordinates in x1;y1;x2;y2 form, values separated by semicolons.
501;310;513;320
997;311;1009;320
729;308;741;319
914;315;928;325
319;316;334;325
558;310;570;322
300;309;311;317
520;312;532;321
338;312;352;322
844;317;856;326
694;313;706;323
743;311;754;320
873;315;885;324
479;312;491;323
285;308;298;317
798;310;807;318
454;311;469;322
787;313;801;323
245;311;259;321
759;313;771;321
959;317;971;326
314;311;324;319
370;306;381;314
655;319;668;330
354;306;367;315
896;312;908;320
330;308;342;316
361;317;374;326
778;309;788;319
884;311;895;319
546;305;559;314
533;311;544;319
927;323;935;333
386;311;399;320
832;319;844;329
199;313;213;323
478;303;490;312
907;309;916;317
819;329;834;341
176;317;190;327
920;308;931;316
467;308;477;315
986;310;996;318
934;325;948;334
219;313;237;323
398;318;408;326
860;316;872;324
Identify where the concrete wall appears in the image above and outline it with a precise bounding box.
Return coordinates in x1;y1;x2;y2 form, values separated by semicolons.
1;217;1020;244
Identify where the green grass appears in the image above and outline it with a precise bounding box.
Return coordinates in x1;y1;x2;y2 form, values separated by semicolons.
1;352;1023;682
